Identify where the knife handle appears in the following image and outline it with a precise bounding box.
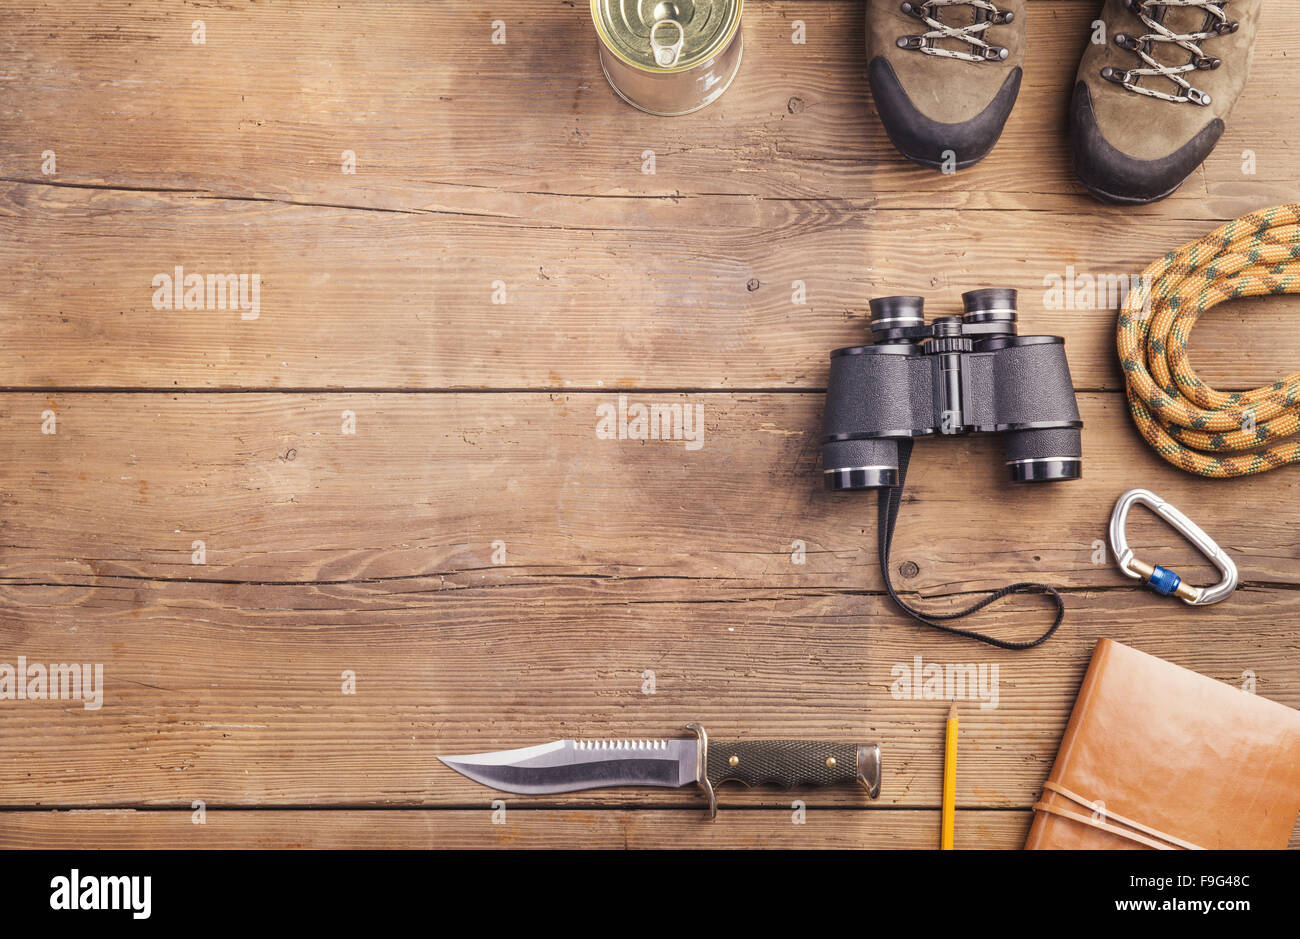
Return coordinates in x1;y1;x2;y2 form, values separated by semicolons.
707;740;882;797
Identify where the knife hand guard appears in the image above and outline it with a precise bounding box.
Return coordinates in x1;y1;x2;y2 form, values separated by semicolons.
686;723;882;819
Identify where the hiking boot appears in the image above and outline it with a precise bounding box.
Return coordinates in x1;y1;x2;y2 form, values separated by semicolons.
1071;0;1261;204
866;0;1027;169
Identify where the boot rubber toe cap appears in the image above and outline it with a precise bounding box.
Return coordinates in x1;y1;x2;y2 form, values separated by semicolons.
867;56;1021;170
1069;81;1224;205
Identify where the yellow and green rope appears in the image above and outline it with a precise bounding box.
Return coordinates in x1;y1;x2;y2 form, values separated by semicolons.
1118;202;1300;477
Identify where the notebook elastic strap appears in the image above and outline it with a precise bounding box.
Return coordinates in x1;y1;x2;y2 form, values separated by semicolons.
1033;781;1205;851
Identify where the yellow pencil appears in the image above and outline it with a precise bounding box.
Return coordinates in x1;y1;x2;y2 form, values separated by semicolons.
941;702;958;850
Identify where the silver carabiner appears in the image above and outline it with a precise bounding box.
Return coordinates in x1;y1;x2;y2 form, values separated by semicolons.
1108;488;1237;605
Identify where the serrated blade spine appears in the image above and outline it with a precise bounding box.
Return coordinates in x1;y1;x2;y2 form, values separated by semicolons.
572;738;671;751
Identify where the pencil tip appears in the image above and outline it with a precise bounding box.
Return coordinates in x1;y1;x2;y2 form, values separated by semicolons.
948;702;958;720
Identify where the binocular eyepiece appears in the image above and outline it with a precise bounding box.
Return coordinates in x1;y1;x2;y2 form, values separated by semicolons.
867;287;1018;343
822;289;1083;490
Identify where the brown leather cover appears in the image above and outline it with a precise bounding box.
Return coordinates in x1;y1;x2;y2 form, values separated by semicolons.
1026;638;1300;850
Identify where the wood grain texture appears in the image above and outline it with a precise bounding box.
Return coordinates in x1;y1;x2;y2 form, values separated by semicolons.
2;393;1299;589
4;187;1300;391
1;0;1294;212
1;1;1298;390
1;0;1299;850
0;809;1034;850
2;575;1298;813
0;809;1291;850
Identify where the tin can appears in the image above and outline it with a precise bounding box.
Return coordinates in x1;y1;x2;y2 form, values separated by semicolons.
591;0;743;116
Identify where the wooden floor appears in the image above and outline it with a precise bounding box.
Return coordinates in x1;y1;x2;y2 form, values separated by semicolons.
1;0;1298;849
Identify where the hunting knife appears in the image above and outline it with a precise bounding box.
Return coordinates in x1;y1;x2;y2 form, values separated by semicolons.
440;722;882;818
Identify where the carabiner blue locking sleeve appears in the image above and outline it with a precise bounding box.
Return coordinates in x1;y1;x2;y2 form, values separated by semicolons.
1108;489;1237;606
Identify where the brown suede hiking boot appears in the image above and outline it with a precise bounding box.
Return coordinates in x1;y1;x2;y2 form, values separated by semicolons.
1071;0;1261;204
866;0;1027;169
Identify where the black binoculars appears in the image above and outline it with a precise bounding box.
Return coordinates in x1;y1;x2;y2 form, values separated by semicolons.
822;288;1083;489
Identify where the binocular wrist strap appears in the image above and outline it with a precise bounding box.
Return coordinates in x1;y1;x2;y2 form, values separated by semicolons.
876;439;1063;651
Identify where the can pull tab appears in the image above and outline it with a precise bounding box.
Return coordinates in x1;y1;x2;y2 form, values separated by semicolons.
1108;488;1238;605
650;18;685;67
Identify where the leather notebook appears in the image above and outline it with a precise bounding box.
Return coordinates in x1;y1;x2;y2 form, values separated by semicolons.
1026;638;1300;850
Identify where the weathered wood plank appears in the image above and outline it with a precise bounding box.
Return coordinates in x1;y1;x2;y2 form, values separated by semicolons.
0;808;1032;849
1;571;1296;808
0;1;1293;216
1;392;1298;589
2;1;1298;392
3;184;1299;392
1;807;1292;849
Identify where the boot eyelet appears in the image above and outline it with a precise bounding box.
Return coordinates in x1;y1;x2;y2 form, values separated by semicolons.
980;45;1009;61
897;35;926;50
1114;32;1130;47
990;10;1014;24
1114;33;1147;53
1215;20;1239;35
1187;88;1212;107
1193;55;1221;71
900;2;926;19
1101;66;1133;85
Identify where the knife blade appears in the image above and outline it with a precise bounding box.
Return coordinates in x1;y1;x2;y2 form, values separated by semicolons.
440;722;882;818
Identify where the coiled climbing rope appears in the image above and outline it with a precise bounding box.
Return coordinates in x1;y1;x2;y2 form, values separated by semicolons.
1118;202;1300;477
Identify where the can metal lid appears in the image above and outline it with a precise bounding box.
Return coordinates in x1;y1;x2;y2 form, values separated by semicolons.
592;0;742;72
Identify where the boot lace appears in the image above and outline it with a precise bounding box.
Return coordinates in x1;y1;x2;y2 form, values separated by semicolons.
897;1;1015;63
1101;0;1239;106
